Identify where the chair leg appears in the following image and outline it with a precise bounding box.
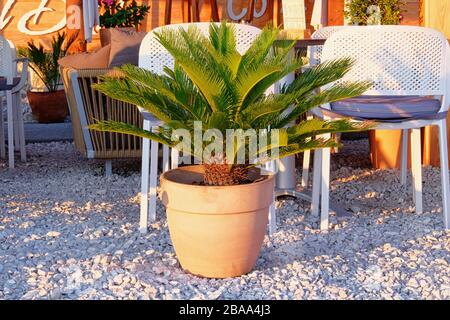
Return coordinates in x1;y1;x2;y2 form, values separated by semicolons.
15;93;26;162
311;149;322;216
400;129;408;185
301;150;311;188
139;120;151;233
18;110;26;162
268;194;276;236
105;160;112;176
320;135;332;231
438;120;450;229
265;160;277;235
411;128;423;214
0;97;5;159
163;145;170;172
148;139;159;223
13;94;20;152
171;148;179;169
301;115;314;188
6;90;14;169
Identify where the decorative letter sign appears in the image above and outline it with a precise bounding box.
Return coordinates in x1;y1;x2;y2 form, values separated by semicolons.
0;0;67;37
226;0;269;21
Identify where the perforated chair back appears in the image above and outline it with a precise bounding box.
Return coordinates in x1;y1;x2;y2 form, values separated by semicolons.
321;26;450;111
0;36;15;82
139;22;262;75
308;26;350;66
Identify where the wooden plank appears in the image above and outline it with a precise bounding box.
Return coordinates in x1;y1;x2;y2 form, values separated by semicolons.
422;0;450;37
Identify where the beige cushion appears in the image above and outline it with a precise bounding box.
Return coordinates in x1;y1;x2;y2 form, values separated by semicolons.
58;45;111;69
108;28;147;67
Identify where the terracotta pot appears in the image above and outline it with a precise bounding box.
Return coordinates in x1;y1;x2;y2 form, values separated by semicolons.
99;27;136;47
27;90;69;124
160;165;275;278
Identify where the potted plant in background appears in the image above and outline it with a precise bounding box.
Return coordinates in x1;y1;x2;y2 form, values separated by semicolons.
19;32;77;123
90;22;371;278
98;0;150;47
344;0;405;25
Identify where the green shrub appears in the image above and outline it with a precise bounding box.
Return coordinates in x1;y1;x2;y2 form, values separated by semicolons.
345;0;405;25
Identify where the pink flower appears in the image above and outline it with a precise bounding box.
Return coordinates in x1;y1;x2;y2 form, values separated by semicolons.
101;0;114;6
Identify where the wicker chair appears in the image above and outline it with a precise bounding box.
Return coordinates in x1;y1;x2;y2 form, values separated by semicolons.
61;67;143;174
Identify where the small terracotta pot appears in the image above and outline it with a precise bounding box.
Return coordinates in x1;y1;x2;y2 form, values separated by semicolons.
160;165;275;278
27;90;69;123
99;27;136;47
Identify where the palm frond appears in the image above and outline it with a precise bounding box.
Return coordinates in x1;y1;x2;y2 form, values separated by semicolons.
88;120;174;146
275;81;372;128
287;118;374;142
88;22;373;166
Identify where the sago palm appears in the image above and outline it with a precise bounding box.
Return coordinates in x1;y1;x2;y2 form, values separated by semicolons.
89;22;372;185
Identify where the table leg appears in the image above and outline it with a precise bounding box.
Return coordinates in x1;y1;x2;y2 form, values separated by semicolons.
274;60;349;220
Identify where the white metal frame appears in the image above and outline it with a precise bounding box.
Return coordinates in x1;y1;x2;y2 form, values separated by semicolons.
311;26;450;230
137;22;277;233
0;37;27;169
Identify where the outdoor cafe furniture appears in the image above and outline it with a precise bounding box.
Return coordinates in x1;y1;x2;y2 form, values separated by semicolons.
311;26;450;231
60;67;143;175
300;26;348;190
301;26;410;192
59;28;149;175
137;22;276;234
0;35;28;169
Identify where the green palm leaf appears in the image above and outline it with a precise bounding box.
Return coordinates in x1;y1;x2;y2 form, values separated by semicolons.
89;22;372;166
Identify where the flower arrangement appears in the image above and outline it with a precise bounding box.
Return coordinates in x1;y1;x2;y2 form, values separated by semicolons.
98;0;150;29
345;0;405;25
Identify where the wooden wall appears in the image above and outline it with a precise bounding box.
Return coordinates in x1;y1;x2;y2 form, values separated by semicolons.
0;0;424;49
0;0;67;46
422;0;450;38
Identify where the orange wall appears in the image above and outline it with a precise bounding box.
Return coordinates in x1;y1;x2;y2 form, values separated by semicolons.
0;0;67;46
1;0;423;48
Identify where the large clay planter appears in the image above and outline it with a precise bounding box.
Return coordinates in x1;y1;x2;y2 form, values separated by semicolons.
27;90;69;123
160;165;275;278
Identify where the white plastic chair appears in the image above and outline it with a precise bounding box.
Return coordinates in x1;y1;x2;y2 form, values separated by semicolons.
301;26;352;190
0;36;28;169
311;26;450;230
138;22;276;233
308;26;350;67
303;26;410;189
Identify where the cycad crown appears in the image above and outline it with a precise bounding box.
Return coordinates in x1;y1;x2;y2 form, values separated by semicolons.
89;22;372;186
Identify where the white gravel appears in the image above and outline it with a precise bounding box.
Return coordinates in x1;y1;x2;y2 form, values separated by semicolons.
0;140;449;300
